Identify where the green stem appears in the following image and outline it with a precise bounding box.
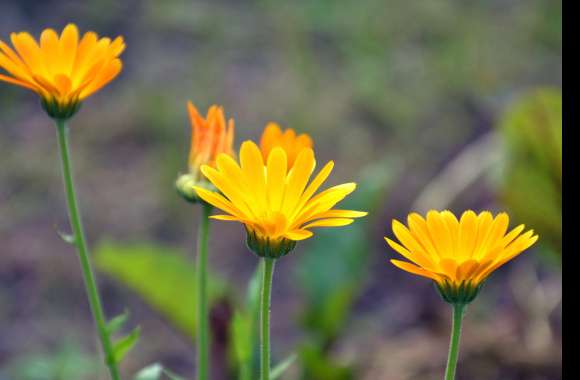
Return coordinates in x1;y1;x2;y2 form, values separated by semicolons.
240;361;252;380
196;203;212;380
55;120;121;380
260;258;275;380
444;303;466;380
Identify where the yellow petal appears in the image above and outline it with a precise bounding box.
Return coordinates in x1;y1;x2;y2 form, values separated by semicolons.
284;229;313;241
292;183;356;227
239;141;267;212
79;58;122;99
281;148;315;215
391;259;441;282
302;218;353;229
210;215;244;221
475;233;538;283
407;212;439;259
385;237;437;271
455;259;479;282
392;219;429;258
426;210;454;258
10;32;47;76
265;147;287;211
475;212;509;259
72;31;98;81
58;23;79;75
501;224;525;248
308;209;368;219
458;210;478;258
200;165;255;218
472;211;493;256
193;186;246;220
292;160;334;216
441;210;460;255
39;28;59;75
0;43;34;80
0;73;39;91
438;258;458;278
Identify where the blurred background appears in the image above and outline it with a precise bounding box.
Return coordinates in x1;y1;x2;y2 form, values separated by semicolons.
0;1;561;379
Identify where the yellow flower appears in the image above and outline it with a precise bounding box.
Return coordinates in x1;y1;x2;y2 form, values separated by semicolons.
193;141;367;258
260;123;313;168
176;102;236;203
0;23;124;119
385;210;538;303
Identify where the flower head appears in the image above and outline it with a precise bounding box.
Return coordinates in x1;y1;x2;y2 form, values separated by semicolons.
176;102;236;203
0;23;124;119
187;102;235;172
385;210;538;304
194;141;366;258
260;123;313;168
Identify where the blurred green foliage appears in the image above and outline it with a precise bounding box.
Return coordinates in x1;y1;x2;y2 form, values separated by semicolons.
294;161;394;379
497;88;562;261
228;262;262;380
94;240;227;338
2;341;98;380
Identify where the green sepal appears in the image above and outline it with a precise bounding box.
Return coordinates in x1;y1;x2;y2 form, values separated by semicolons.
111;326;141;364
435;280;483;305
42;97;81;121
175;172;216;205
106;309;130;335
245;228;296;259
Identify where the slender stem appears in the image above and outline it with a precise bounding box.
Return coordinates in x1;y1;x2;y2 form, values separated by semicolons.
444;303;466;380
240;360;252;380
196;203;212;380
55;120;121;380
260;258;275;380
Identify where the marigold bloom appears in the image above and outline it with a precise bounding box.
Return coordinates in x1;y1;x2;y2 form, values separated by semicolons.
194;141;367;258
260;123;313;168
176;102;236;203
386;210;538;303
0;23;124;119
187;102;235;172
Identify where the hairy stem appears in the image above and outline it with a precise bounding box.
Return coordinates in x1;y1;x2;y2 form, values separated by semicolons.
196;203;212;380
260;258;276;380
55;120;120;380
444;303;466;380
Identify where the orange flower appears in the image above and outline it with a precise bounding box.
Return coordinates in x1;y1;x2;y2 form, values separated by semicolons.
0;23;124;119
187;101;235;173
260;123;313;168
176;102;236;202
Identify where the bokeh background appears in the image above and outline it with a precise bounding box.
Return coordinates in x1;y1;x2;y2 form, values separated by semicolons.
0;1;561;379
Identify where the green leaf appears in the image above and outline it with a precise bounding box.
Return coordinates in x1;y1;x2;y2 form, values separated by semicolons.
107;309;130;335
271;353;297;380
497;87;562;259
299;344;353;380
112;326;141;364
229;262;263;380
231;311;252;363
94;240;226;339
